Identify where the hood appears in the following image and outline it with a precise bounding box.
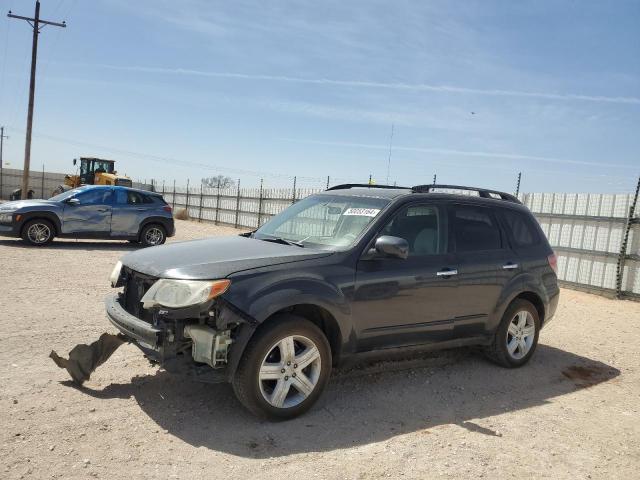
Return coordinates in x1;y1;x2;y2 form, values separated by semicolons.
0;200;58;210
121;235;333;280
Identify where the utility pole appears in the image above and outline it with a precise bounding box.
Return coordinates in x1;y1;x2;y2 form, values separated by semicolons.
8;1;66;199
0;127;8;199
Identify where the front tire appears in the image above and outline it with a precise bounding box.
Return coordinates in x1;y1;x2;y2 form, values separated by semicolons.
139;224;166;247
484;299;540;368
21;219;55;246
232;314;332;420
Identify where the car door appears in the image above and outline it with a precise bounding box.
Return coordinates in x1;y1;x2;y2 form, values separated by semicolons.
61;188;113;235
352;202;458;351
110;189;154;237
448;203;520;338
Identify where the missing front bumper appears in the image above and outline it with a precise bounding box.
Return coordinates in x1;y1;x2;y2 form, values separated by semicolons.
105;294;162;349
104;293;238;383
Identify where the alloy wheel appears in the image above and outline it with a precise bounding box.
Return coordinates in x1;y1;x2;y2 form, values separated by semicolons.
144;227;164;246
258;335;322;408
27;223;51;244
506;310;536;360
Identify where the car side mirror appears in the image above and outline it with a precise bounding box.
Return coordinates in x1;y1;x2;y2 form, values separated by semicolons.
66;197;80;205
372;235;409;259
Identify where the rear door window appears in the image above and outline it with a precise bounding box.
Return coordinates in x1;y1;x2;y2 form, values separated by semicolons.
450;205;502;252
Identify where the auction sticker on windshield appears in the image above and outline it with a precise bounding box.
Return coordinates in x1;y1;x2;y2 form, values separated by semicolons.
343;208;381;217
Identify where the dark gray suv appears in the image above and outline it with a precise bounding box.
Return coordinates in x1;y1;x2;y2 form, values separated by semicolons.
106;184;559;419
0;185;175;247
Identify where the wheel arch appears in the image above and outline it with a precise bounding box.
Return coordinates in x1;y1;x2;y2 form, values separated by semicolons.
136;217;170;240
225;302;343;382
512;291;545;324
18;212;61;237
262;304;343;364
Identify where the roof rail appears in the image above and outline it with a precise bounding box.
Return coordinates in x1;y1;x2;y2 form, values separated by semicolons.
326;183;410;191
412;184;521;203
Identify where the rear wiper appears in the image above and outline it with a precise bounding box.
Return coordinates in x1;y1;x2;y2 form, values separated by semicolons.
259;236;305;248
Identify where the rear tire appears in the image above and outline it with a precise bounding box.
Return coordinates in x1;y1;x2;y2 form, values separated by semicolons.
232;314;332;420
21;219;55;246
484;299;540;368
139;224;166;247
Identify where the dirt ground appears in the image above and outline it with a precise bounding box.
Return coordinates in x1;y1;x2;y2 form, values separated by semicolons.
0;219;638;479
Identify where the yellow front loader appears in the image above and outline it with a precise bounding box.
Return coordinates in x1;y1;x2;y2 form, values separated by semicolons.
53;157;132;196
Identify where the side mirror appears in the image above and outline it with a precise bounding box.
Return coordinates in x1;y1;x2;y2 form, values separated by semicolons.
66;197;80;205
373;235;409;259
73;158;77;166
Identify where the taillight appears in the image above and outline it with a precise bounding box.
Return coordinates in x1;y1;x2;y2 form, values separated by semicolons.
547;253;558;274
163;205;172;213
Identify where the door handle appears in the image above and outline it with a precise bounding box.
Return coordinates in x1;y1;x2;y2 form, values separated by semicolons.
502;263;519;270
436;269;458;277
135;208;146;211
97;208;109;212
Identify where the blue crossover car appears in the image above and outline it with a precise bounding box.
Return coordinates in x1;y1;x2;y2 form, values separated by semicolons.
0;185;175;246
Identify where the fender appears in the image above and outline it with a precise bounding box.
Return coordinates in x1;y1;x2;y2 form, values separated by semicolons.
16;211;62;236
223;268;355;378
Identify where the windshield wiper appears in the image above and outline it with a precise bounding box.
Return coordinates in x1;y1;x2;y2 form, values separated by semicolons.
259;236;305;248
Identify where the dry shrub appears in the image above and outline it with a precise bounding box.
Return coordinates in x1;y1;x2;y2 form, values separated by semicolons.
175;208;189;220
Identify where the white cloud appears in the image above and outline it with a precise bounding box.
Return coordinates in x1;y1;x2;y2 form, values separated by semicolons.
81;63;640;105
279;138;639;169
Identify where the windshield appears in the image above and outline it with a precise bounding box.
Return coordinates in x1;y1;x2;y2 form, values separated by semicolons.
254;194;390;250
49;186;91;201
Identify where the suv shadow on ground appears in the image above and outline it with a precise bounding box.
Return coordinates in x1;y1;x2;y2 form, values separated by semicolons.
72;344;619;458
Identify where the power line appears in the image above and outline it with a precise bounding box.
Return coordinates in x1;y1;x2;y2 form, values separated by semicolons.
7;0;67;199
4;125;363;185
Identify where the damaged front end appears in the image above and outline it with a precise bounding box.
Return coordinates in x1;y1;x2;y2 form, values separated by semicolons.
105;264;255;383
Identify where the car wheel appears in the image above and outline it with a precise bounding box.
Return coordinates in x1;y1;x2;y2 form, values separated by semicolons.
140;224;166;247
232;314;332;420
484;299;540;368
21;219;55;246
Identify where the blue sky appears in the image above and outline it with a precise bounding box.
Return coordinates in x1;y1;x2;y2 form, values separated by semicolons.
0;0;638;192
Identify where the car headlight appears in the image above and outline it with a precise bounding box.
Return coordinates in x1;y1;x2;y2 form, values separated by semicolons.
109;261;123;287
0;212;15;223
141;279;230;309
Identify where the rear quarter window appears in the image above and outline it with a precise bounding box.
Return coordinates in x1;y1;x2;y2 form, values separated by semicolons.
501;209;540;247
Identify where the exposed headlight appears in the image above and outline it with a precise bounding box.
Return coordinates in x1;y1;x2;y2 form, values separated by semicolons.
141;279;230;309
109;261;123;287
0;212;15;223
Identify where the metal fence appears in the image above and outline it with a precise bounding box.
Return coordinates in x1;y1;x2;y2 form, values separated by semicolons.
160;182;640;299
2;166;638;299
520;192;639;299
